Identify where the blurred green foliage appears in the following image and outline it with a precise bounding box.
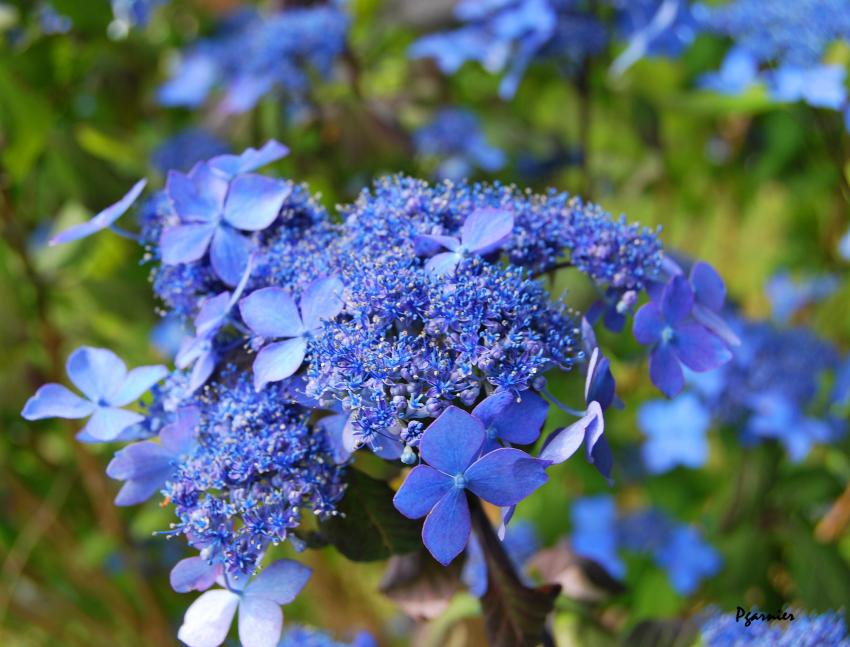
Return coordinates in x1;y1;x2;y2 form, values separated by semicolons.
1;1;849;646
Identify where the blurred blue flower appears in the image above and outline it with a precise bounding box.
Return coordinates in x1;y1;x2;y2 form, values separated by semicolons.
37;3;71;34
638;392;711;473
393;406;549;565
177;559;311;647
22;346;167;442
112;0;166;27
152;128;229;174
610;0;697;76
766;271;838;324
280;626;377;647
413;109;505;180
570;495;624;578
462;520;539;596
840;226;850;260
699;47;759;94
700;608;850;646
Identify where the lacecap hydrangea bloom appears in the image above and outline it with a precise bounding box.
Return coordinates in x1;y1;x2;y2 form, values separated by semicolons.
700;607;850;646
158;2;348;114
23;140;734;645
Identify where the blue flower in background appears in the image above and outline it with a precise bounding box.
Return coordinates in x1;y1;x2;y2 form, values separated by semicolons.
700;608;850;646
239;277;345;390
746;392;838;462
280;626;377;647
106;406;198;506
22;347;167;442
610;0;697;76
634;274;732;397
699;46;759;95
840;226;850;261
112;0;166;27
571;495;722;594
177;559;311;647
462;520;539;596
37;3;72;34
413;109;506;180
638;393;711;473
766;271;838;324
158;5;348;114
152;128;229;174
393;406;549;565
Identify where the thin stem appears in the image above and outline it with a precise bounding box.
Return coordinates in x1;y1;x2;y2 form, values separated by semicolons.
108;223;142;243
530;260;573;281
543;387;585;417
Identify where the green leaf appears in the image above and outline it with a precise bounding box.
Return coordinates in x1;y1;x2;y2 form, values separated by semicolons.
621;618;698;647
787;520;850;614
0;64;52;181
320;468;421;561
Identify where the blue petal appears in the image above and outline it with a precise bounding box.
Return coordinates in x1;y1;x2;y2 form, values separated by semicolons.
672;324;732;372
240;287;304;339
299;276;345;332
106;441;172;481
157;53;218;108
170;557;221;593
114;475;170;506
21;383;94;420
633;301;664;345
222;174;290;231
252;337;308;391
589;434;614;484
245;559;311;604
689;262;725;312
237;596;282;647
160;223;215;265
425;251;460;276
195;292;232;338
422;488;471;566
209;140;289;177
82;406;145;442
50;179;147;245
465;448;549;506
414;234;460;256
393;465;452;519
419;406;485;475
461;535;488;597
661;276;694;324
538;418;586;465
473;390;548;445
189;350;217;394
316;413;351;464
66;346;127;402
166;168;222;224
110;365;168;407
460;208;513;255
177;589;240;647
160;406;200;455
649;344;684;398
209;225;251;286
585;348;616;410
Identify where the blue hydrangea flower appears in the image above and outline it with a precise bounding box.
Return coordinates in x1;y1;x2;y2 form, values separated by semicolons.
105;406;199;505
699;46;759;94
112;0;166;27
161;159;290;285
610;0;697;76
839;226;850;261
152;129;229;174
177;559;310;647
22;346;167;442
471;390;550;452
634;275;732;397
240;277;345;390
766;271;838;324
170;556;223;594
36;2;72;35
393;406;549;565
413;109;506;180
49;179;147;246
700;608;850;646
570;495;624;578
280;627;377;647
637;392;711;473
652;524;722;594
414;207;514;276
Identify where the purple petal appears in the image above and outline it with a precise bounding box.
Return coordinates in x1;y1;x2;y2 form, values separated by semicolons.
316;413;351;464
160;223;215;265
649;345;684;398
209;225;251;286
538;417;589;464
472;390;549;445
419;406;485;475
82;406;145;442
393;465;452;519
370;432;405;460
464;448;549;506
252;337;308;391
299;276;345;332
582;402;605;462
238;597;282;647
222;174;290;231
689;262;725;311
110;365;168;407
189;350;216;393
166;168;223;224
177;589;239;647
422;488;471;566
50;179;147;245
585;349;616;410
633;301;664;345
170;557;221;593
672;324;732;372
195;292;231;338
425;251;460;276
66;347;127;402
239;287;304;339
460;208;513;254
160;406;200;455
106;441;172;481
245;559;311;604
661;276;694;324
21;384;94;420
589;433;613;484
114;476;170;506
209;140;289;177
414;234;460;255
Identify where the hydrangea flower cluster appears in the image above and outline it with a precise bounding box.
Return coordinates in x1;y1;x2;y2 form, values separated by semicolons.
22;141;734;645
413;108;506;181
409;0;696;98
700;608;850;646
571;495;722;594
696;0;850;125
158;3;348;114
